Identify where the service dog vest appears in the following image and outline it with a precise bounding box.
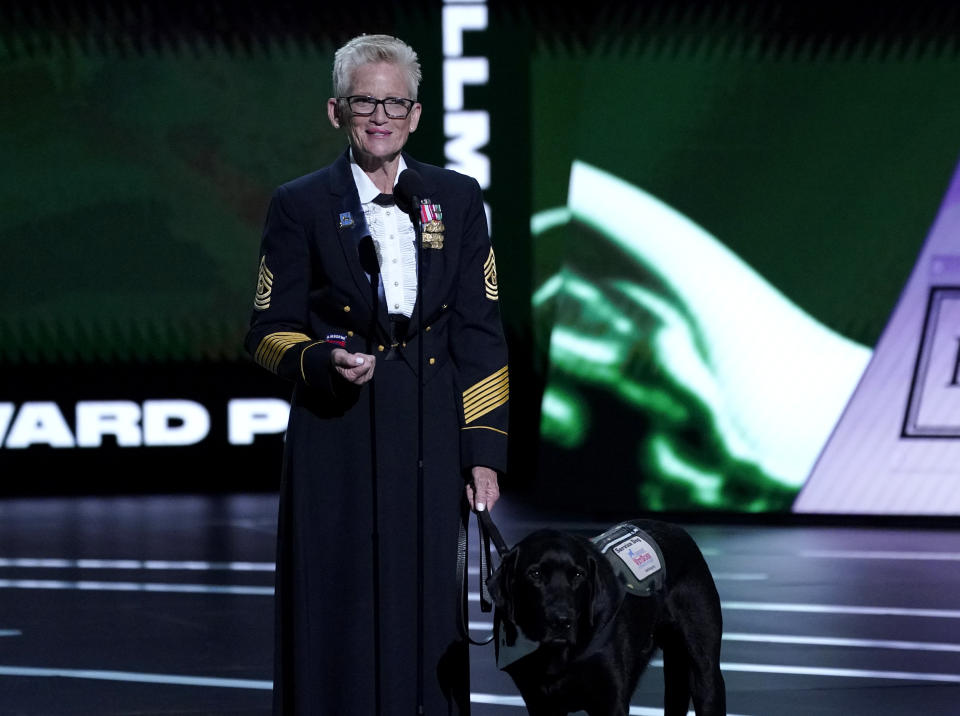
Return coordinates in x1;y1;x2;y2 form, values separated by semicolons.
590;522;666;597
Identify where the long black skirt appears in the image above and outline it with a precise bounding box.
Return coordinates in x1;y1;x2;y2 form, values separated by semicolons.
272;358;470;715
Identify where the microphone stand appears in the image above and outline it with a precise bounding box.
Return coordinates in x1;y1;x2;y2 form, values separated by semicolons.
359;237;383;716
397;168;427;715
413;194;425;716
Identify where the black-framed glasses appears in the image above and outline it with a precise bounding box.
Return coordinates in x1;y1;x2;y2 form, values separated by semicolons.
339;95;416;119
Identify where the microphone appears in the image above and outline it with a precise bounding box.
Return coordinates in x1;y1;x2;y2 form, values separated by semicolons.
395;168;425;216
357;235;381;356
357;235;381;277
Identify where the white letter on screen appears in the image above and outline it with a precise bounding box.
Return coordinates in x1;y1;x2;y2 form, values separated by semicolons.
76;401;142;447
4;402;76;449
443;58;489;111
0;403;14;446
228;398;290;445
444;111;490;188
143;400;210;446
442;5;488;57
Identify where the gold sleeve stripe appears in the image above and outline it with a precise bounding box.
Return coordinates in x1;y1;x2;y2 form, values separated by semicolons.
460;425;508;436
463;366;508;399
464;379;508;405
254;331;311;374
464;388;509;424
462;366;509;424
300;341;326;385
464;383;509;417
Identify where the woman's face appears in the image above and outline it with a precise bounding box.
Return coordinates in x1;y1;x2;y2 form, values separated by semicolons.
328;61;421;167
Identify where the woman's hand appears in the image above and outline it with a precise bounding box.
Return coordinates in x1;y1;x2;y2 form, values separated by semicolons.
331;348;376;384
466;466;500;512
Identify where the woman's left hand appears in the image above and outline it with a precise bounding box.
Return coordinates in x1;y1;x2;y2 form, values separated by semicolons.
466;466;500;512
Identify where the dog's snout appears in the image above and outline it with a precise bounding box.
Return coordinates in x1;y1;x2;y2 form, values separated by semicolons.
545;608;575;636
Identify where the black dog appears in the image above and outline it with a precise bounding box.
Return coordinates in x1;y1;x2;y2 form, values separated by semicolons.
487;520;725;716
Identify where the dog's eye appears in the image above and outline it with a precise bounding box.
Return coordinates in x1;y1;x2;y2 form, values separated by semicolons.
526;567;541;581
573;568;586;581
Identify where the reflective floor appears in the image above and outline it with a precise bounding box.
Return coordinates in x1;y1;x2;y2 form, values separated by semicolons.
1;494;959;715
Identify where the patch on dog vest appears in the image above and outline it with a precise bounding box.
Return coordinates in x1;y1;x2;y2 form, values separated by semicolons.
591;523;665;597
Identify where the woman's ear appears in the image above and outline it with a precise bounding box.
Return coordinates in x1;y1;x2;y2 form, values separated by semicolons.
327;98;341;129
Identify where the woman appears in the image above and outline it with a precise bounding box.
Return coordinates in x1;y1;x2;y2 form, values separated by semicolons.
246;34;509;714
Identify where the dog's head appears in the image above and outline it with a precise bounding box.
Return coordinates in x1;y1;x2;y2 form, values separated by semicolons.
487;529;626;651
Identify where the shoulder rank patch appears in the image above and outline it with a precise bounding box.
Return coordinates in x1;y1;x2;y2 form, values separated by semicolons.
254;256;273;311
484;247;498;301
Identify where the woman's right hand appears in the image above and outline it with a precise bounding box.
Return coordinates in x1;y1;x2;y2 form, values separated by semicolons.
331;348;376;384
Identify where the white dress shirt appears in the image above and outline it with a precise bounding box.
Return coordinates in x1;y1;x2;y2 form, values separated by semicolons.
349;152;418;318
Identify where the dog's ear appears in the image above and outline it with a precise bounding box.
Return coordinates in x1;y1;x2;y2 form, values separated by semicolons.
587;550;626;629
486;546;520;622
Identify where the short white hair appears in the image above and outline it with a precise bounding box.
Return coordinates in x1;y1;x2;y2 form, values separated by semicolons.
332;34;421;100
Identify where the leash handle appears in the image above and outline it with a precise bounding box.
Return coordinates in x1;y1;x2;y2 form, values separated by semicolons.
478;507;509;558
456;501;512;645
457;500;494;644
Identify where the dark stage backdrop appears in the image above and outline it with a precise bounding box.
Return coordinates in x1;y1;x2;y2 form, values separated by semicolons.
0;1;534;495
4;2;960;516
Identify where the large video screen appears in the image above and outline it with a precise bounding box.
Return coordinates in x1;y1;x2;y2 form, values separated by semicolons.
527;9;960;515
5;3;960;514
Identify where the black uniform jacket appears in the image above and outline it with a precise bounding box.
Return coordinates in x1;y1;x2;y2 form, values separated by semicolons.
246;148;508;470
245;149;509;715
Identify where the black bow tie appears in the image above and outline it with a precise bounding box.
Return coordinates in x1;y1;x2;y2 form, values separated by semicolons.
371;193;396;207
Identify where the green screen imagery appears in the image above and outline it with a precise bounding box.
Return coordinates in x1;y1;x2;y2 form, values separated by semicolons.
530;35;960;513
6;6;960;512
1;39;341;365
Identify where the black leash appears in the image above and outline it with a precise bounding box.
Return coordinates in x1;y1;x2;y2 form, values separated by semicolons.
477;507;509;558
457;501;510;646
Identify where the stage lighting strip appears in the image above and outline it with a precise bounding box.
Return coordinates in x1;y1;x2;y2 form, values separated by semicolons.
0;558;276;594
721;601;960;618
801;549;960;561
5;660;960;701
0;558;274;570
0;580;272;595
470;696;755;716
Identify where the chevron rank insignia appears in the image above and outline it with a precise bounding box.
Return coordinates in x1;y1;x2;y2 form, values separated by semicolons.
484;247;499;301
254;256;273;311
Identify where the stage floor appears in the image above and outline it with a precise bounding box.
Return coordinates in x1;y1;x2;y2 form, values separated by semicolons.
1;494;959;715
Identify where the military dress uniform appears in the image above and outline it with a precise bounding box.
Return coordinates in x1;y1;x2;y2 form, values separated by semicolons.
246;148;509;715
